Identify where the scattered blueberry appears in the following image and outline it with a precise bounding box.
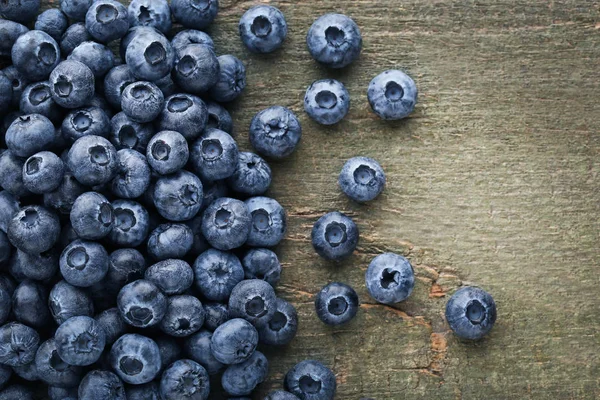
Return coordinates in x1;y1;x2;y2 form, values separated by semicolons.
35;9;68;41
121;81;164;123
48;280;95;325
125;27;174;81
104;65;137;110
171;0;218;30
227;152;272;196
339;156;386;202
222;350;268;396
69;41;115;79
365;253;414;304
315;282;359;325
202;302;229;332
11;31;60;82
210;318;258;365
304;79;350;125
55;315;106;366
306;13;362;69
8;249;58;282
147;223;194;260
111;149;152;199
173;44;220;94
62;106;110;142
0;20;29;58
153;170;203;222
35;338;82;387
159;295;205;337
0;322;40;367
6;114;57;158
117;279;167;328
159;359;210;400
193;248;244;302
446;286;497;340
229;279;276;328
60;239;109;287
12;280;51;329
245;196;286;247
78;370;126;399
184;329;224;375
239;5;287;54
7;205;60;254
109;333;162;384
311;211;359;261
368;69;418;120
95;307;128;345
50;60;96;109
171;29;215;53
70;192;114;239
108;199;150;247
127;0;171;34
209;55;246;102
0;151;31;197
59;0;91;21
258;298;298;346
206;101;233;133
22;151;65;194
20;81;62;124
191;128;239;182
249;106;302;159
59;23;91;55
157;93;208;141
110;111;155;152
242;248;281;286
201;197;251;251
145;258;194;295
85;0;130;43
285;360;337;400
146;130;189;175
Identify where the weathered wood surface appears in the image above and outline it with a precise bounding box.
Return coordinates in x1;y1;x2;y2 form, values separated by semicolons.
36;0;600;398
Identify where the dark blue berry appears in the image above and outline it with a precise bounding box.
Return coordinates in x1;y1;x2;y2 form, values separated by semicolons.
242;248;281;286
127;0;171;34
48;280;94;325
284;360;337;400
155;335;181;371
245;196;286;247
368;70;418;120
193;249;243;302
60;239;109;287
339;156;385;202
228;279;276;328
258;298;297;346
35;338;82;387
0;151;31;197
172;30;215;54
95;307;128;345
8;205;60;254
304;79;350;125
173;44;220;94
125;27;174;81
0;20;29;58
191;128;239;181
110;111;155;152
12;31;60;81
147;223;193;260
78;370;126;399
206;101;233;133
315;282;359;326
8;249;58;282
210;318;258;365
222;350;268;396
85;0;130;43
108;200;150;246
35;9;68;41
117;279;167;328
111;149;152;199
365;253;414;304
239;5;287;54
69;41;115;79
202;302;229;331
311;212;358;261
109;333;162;384
6;114;57;158
20;82;62;124
227;152;271;196
249;106;301;159
171;0;218;29
446;286;497;340
12;280;51;329
55;315;106;366
184;329;224;375
70;192;114;239
22;151;65;194
0;322;40;366
159;295;205;337
121;81;164;123
201;197;251;251
145;259;193;295
157;93;208;141
104;65;137;110
153;170;203;221
209;55;246;103
50;60;96;109
306;13;362;69
59;23;91;55
146;130;189;175
159;359;210;400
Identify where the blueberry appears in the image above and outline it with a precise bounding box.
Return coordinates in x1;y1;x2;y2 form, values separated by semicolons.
95;308;128;345
111;149;152;198
228;279;276;328
121;81;164;123
70;192;114;239
78;370;126;399
205;101;233;133
159;295;205;337
0;72;12;116
117;279;167;328
209;55;246;102
155;335;182;370
145;259;193;295
119;25;153;63
157;93;208;141
48;280;94;325
68;135;118;186
12;280;51;329
0;322;39;366
0;151;30;197
60;23;92;55
284;360;336;400
367;70;418;120
315;282;359;326
110;111;155;152
22;151;65;194
245;196;286;247
306;13;362;69
68;41;115;79
210;318;258;365
191;128;239;181
60;239;109;287
193;249;243;302
311;212;358;261
8;205;60;254
239;5;287;54
365;253;414;304
0;0;40;25
85;0;130;43
48;386;78;400
153;170;203;221
304;79;350;125
3;66;29;109
125;28;174;81
201;197;251;251
126;381;161;400
172;30;215;54
109;200;150;246
173;44;220;94
265;391;301;400
8;249;58;281
222;350;268;396
225;152;271;196
242;248;281;286
43;172;87;215
199;179;229;213
6;114;56;158
0;385;34;400
146;130;189;175
60;0;91;21
36;338;82;387
339;156;385;202
148;224;193;260
11;30;60;81
35;9;68;42
55;315;106;366
50;60;96;109
184;329;224;375
20;82;63;124
0;20;29;59
105;248;146;289
104;65;137;109
258;298;297;346
159;359;210;400
109;333;162;384
202;302;229;331
249;106;301;159
445;286;497;340
127;0;172;34
171;0;218;29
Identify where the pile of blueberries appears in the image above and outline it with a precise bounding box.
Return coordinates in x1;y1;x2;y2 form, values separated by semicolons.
0;0;498;398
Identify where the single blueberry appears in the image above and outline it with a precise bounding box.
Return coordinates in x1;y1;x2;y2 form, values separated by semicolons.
210;318;258;365
157;93;208;141
172;30;215;54
202;302;229;332
159;359;210;400
258;298;297;346
245;196;286;247
249;106;302;159
126;381;161;400
311;212;359;261
60;239;109;287
43;172;87;215
205;101;233;133
85;0;130;43
367;69;418;120
193;249;244;302
0;151;31;197
91;248;146;308
315;282;359;326
184;329;224;375
68;41;115;79
147;223;194;260
222;350;268;396
48;280;94;325
304;79;350;125
228;279;277;328
12;280;51;329
171;0;218;29
0;322;40;366
104;65;137;109
22;151;65;194
78;370;126;399
20;82;62;124
49;60;96;109
154;170;203;221
239;5;287;54
173;44;220;94
227;152;272;196
6;114;56;158
209;55;246;103
284;360;337;400
70;192;114;239
446;286;497;340
95;307;128;345
125;27;174;81
145;259;194;295
36;338;82;387
109;333;162;384
128;0;172;34
7;205;60;254
306;13;362;69
117;279;167;328
35;9;68;42
159;295;205;337
365;253;414;304
265;390;301;400
60;23;92;55
11;30;60;82
111;149;152;199
108;199;150;247
190;128;239;182
201;197;251;251
59;0;91;21
0;20;29;58
339;156;386;202
242;248;281;286
55;315;106;366
121;81;165;123
8;249;58;282
146;130;189;175
110;111;155;152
